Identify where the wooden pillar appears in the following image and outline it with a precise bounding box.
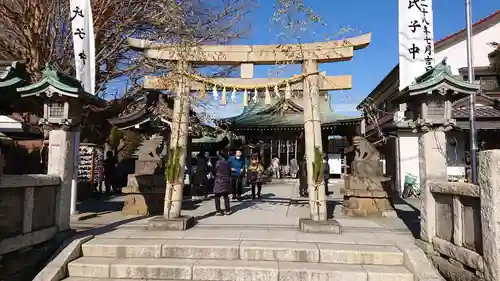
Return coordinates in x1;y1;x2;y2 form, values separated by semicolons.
302;59;326;221
286;140;290;166
164;60;190;219
294;140;298;160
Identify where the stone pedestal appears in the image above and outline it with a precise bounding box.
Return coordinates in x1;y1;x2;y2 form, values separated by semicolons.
419;130;447;242
135;159;163;175
342;184;392;217
342;138;393;217
147;215;194;231
47;129;78;231
478;150;500;281
299;218;342;234
121;174;166;215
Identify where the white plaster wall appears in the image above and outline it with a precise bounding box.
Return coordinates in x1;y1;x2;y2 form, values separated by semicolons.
398;133;420;193
434;21;500;75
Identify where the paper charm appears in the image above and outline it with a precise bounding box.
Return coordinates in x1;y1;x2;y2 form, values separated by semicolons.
264;87;271;105
252;89;258;103
212;85;218;100
274;84;281;99
231;88;237;103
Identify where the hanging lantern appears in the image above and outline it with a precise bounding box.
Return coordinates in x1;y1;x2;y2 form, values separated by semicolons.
285;82;292;99
221;87;227;105
252;89;258;103
212;85;218;100
274;84;280;99
264;87;271;105
199;87;206;99
243;89;248;107
231;88;237;104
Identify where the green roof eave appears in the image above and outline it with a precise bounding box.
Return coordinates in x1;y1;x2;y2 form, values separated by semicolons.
392;60;480;103
0;61;29;89
223;98;357;128
16;64;105;106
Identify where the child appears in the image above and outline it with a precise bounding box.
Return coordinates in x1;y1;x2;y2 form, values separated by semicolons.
247;154;264;199
213;150;231;215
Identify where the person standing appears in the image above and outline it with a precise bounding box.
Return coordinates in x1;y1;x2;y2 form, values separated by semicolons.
193;152;208;199
298;155;308;197
272;155;280;179
247;154;264;199
323;155;330;195
229;150;246;201
290;158;299;179
103;151;117;194
213;150;232;216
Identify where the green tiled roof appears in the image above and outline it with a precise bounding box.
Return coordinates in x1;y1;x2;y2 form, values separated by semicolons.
17;64;104;106
407;59;480;95
223;98;360;128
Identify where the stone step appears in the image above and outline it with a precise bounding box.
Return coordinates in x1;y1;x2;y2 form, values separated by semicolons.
67;257;413;281
81;238;404;265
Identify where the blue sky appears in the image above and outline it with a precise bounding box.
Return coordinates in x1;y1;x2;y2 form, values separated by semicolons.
203;0;500;119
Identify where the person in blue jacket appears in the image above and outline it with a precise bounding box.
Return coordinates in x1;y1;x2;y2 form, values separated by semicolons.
229;149;246;201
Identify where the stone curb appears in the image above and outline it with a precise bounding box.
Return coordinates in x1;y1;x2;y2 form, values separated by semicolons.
32;235;94;281
396;241;445;281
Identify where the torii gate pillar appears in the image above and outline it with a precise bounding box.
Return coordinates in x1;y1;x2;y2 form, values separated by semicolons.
302;59;327;222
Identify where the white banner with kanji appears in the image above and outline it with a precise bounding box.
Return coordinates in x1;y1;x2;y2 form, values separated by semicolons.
69;0;96;95
398;0;435;90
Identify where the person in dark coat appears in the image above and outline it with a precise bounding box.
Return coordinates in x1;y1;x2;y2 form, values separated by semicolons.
193;152;209;199
323;155;330;195
298;155;308;197
103;151;117;193
213;150;232;216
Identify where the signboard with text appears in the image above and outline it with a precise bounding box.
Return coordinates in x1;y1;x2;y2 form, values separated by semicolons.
69;0;96;95
398;0;435;90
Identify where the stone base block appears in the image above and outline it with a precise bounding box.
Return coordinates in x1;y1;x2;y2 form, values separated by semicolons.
147;216;194;231
122;194;165;216
342;195;392;217
299;218;342;234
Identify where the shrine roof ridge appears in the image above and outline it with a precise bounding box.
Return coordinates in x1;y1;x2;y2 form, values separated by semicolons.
128;33;371;64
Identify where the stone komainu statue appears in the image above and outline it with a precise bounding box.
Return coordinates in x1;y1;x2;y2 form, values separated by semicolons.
351;136;382;177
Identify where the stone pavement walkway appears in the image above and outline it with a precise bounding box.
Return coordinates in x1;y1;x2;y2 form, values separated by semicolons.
72;179;421;239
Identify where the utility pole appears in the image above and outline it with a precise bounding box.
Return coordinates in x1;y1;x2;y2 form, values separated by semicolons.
465;0;477;184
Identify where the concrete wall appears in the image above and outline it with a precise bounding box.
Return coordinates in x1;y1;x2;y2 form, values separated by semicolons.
0;174;70;280
422;150;500;281
434;21;500;75
397;132;420;194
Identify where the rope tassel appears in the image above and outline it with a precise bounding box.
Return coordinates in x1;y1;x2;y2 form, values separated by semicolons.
221;87;227;105
252;89;258;103
243;89;248;107
200;87;206;99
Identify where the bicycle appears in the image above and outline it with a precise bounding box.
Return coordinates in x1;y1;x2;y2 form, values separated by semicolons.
402;173;420;199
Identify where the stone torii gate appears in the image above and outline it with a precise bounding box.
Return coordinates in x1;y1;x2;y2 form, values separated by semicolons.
129;34;371;229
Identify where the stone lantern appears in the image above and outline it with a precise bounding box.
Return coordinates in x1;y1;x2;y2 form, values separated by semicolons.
393;59;480;244
16;64;104;230
17;64;103;130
